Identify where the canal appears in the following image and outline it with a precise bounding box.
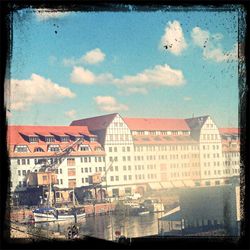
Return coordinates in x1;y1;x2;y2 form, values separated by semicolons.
34;213;163;240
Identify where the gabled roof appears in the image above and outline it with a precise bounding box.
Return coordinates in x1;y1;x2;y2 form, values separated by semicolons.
70;113;118;131
123;117;190;131
185;116;209;130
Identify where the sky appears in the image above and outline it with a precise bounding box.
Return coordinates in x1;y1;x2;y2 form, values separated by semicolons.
6;6;242;127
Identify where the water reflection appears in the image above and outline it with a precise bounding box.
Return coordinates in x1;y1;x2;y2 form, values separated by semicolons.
34;213;163;240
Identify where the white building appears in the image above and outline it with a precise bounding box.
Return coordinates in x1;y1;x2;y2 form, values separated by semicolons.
8;114;240;198
71;114;240;195
8;126;106;193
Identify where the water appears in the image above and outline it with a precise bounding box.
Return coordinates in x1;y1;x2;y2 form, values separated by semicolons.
34;213;163;240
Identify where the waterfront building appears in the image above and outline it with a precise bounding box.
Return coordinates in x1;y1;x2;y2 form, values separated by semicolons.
71;114;136;197
8;114;240;199
71;114;240;196
7;126;106;193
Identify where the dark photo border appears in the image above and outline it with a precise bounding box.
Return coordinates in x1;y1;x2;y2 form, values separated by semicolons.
0;1;249;249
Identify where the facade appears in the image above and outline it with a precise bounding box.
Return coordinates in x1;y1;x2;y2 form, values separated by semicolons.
71;114;240;196
8;114;240;198
8;126;106;193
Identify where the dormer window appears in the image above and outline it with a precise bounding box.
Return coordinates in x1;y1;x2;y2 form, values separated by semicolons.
48;145;60;152
45;136;55;142
29;136;39;143
95;146;103;151
79;145;90;151
34;147;44;152
15;145;29;153
60;136;70;142
90;137;97;142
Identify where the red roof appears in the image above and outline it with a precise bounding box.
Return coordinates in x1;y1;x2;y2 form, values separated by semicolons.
70;113;117;131
219;128;239;135
7;125;105;157
8;125;93;145
123;117;190;131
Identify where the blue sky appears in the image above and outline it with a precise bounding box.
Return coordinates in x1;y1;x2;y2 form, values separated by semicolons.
7;7;240;127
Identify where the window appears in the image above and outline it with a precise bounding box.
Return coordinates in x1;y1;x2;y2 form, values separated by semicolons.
59;169;62;174
115;176;119;181
127;147;130;152
60;179;63;185
110;176;114;182
79;145;90;151
85;177;89;183
22;159;26;165
45;137;55;142
22;170;26;176
17;159;20;165
68;168;76;176
124;175;127;181
49;145;60;152
127;156;131;161
15;145;28;153
34;147;44;152
85;168;88;173
109;147;112;152
99;167;102;172
67;158;75;166
123;166;127;171
18;170;21;176
114;147;117;152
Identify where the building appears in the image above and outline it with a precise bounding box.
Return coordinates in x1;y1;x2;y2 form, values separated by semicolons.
8;114;240;199
71;113;240;196
7;126;106;194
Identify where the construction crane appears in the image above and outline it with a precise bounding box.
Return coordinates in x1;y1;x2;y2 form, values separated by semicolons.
88;159;114;201
26;138;84;206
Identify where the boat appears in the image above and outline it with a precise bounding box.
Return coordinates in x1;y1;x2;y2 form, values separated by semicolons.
142;199;165;213
32;181;86;223
32;206;86;223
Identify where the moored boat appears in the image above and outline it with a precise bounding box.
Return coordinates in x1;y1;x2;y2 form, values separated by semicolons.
32;206;86;223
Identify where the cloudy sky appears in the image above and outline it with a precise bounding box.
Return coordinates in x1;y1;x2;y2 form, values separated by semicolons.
7;7;241;127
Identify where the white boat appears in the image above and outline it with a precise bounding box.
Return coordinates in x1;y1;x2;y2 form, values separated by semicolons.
138;210;150;216
32;207;86;223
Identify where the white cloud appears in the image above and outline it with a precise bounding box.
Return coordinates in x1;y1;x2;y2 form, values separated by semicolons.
83;48;106;65
191;27;238;62
35;9;69;21
63;48;106;66
70;64;186;89
70;64;186;94
114;64;185;87
160;20;187;55
70;66;96;84
191;27;210;47
70;66;113;85
65;109;77;119
94;96;128;112
7;74;75;111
